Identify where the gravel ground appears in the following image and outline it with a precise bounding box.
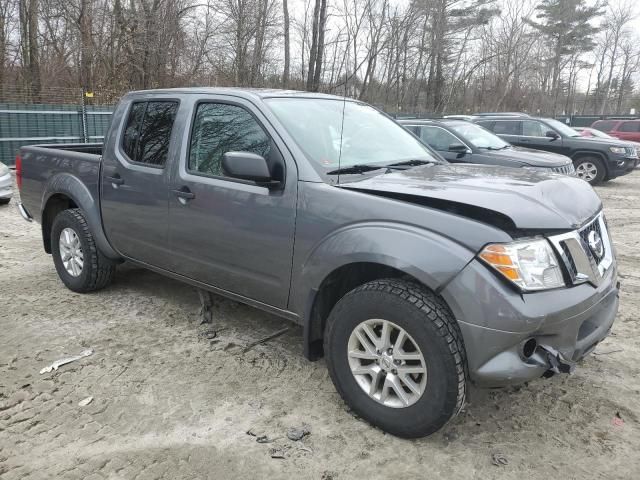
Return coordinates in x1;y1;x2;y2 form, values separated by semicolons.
1;171;639;479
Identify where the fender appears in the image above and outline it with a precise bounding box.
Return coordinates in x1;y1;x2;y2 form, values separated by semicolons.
290;222;479;357
42;172;121;260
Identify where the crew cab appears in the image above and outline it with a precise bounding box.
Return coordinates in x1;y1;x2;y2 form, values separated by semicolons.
16;88;619;438
473;115;638;184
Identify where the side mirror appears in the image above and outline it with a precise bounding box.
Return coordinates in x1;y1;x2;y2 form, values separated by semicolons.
545;130;559;140
222;152;278;187
449;143;468;153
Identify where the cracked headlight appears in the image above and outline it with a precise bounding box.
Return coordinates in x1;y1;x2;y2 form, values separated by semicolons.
479;239;564;291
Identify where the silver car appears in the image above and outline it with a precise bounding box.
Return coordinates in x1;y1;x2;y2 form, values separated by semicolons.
0;161;13;204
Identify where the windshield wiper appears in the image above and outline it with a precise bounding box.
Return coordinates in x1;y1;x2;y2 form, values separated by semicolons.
386;159;442;167
326;164;386;175
481;145;510;151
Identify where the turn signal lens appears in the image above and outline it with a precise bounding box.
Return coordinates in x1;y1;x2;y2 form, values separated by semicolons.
479;239;564;291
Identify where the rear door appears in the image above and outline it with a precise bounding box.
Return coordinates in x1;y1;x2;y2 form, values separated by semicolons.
481;120;523;146
167;96;297;308
101;99;179;266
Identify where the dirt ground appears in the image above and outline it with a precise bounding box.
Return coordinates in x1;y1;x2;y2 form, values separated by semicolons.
1;171;639;480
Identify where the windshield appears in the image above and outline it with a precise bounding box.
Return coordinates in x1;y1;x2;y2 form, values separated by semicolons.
447;122;509;149
545;118;581;137
265;98;442;172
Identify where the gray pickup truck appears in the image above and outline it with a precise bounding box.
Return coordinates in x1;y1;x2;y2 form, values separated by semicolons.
16;88;619;438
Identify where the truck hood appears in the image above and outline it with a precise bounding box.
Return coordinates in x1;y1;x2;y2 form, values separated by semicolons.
340;164;601;231
495;147;571;167
569;135;630;148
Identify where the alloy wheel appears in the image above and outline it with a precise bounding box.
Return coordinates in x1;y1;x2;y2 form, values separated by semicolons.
59;227;84;277
576;162;598;182
347;319;427;408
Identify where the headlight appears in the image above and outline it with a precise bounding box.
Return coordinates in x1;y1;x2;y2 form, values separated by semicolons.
479;239;564;291
609;146;626;154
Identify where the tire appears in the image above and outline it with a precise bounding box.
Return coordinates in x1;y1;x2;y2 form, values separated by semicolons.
574;157;606;185
324;278;466;438
51;208;116;292
0;198;10;205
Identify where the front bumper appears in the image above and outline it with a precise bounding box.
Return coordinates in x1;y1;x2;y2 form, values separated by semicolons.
441;258;619;387
608;156;638;177
0;172;12;199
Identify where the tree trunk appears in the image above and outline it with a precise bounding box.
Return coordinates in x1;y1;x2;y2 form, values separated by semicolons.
282;0;290;87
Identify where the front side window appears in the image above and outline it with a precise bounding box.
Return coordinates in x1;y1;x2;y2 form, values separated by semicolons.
121;100;178;166
522;120;547;137
619;122;640;132
492;121;521;135
592;120;617;132
189;103;271;177
417;126;459;151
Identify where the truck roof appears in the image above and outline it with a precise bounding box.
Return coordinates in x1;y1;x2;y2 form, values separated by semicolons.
124;87;350;102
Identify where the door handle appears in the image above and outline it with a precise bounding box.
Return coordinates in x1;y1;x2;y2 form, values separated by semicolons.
172;188;196;200
105;174;124;186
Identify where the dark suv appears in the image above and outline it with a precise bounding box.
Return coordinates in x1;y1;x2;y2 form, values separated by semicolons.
399;119;575;175
473;115;638;184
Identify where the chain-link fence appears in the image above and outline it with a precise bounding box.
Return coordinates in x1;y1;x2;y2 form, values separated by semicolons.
0;86;124;166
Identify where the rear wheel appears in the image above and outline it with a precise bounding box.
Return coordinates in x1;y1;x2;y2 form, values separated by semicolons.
51;208;115;292
574;157;606;185
324;279;466;438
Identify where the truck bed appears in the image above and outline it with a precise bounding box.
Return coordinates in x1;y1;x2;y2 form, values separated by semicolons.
18;143;104;224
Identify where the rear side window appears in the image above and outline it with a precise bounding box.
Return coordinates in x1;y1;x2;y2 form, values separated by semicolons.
619;121;640;132
592;120;617;132
189;103;271;178
121;100;178;166
491;121;521;135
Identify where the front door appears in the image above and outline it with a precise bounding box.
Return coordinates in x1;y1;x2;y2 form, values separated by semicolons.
167;98;297;308
517;120;565;155
101;99;179;266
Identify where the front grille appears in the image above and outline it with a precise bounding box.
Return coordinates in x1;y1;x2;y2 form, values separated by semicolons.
625;146;638;158
551;163;576;176
548;213;613;287
579;216;605;264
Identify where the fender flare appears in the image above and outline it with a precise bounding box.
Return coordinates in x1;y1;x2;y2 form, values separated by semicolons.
291;223;477;358
42;172;121;260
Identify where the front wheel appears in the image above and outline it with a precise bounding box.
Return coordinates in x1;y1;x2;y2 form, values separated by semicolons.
574;157;606;185
324;279;467;438
51;208;116;292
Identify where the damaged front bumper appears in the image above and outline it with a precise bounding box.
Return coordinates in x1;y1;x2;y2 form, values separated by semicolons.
441;258;619;387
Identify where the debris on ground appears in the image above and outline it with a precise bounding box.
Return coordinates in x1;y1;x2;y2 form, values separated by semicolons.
243;327;290;353
78;396;93;407
593;349;624;356
612;412;624;427
287;425;311;441
197;289;215;325
39;349;93;374
491;453;509;466
256;435;280;444
269;447;286;459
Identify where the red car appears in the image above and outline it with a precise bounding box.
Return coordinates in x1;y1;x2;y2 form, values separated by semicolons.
575;127;640;160
591;119;640;142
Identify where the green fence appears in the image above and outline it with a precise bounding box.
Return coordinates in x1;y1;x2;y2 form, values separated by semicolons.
0;103;114;166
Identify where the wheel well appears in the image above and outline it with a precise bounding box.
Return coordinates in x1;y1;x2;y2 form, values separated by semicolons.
305;262;422;360
42;194;77;253
572;152;609;175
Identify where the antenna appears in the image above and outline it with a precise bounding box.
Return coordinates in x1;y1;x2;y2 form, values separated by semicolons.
336;42;349;186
